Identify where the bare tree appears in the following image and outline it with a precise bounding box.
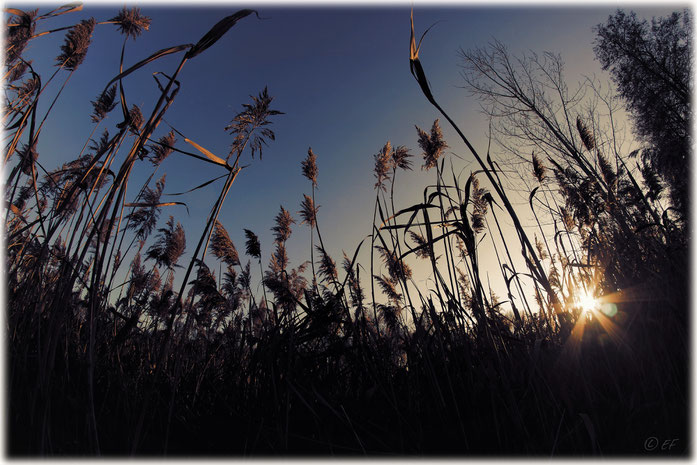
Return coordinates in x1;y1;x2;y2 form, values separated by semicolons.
458;39;679;294
459;40;614;190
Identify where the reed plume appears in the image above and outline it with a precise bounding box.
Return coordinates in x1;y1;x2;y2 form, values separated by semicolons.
373;141;392;191
90;85;117;123
301;147;318;187
408;231;433;259
391;144;413;171
16;75;40;102
211;220;240;267
597;150;616;188
243;229;261;258
226;87;283;161
375;274;402;305
468;175;489;234
532;151;546;183
416;119;447;170
56;18;95;71
127;175;166;241
6;9;37;67
89;129;111;155
299;194;318;228
8;59;30;83
146;216;186;270
149;130;177;167
126;104;144;135
18;142;38;175
316;245;338;283
269;241;289;273
272;206;294;243
110;7;151;40
576;116;595;151
376;244;412;282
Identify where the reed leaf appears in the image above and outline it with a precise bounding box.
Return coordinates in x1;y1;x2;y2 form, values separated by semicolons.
185;9;258;59
164;173;227;196
124;201;188;213
38;2;83;19
102;44;192;91
182;136;228;167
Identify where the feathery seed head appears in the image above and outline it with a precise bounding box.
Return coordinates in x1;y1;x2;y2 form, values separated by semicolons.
18;142;38;175
110;7;151;40
6;9;37;67
639;160;663;201
146;216;186;269
373;142;392;191
127;174;166;241
408;231;433;259
375;274;402;305
302;147;318;187
560;207;575;232
149;130;176;166
316;246;338;283
469;175;489;234
597;150;616;188
56;18;95;71
377;245;412;282
8;60;30;83
91;85;117;123
149;267;161;293
299;194;318;228
532;151;547;183
211;220;240;267
17;75;40;102
226;87;283;161
391;145;413;171
576;116;595;151
89;129;111;156
270;242;288;273
243;229;261;258
13;184;33;212
127;252;147;300
534;234;549;261
272;206;294;243
379;304;402;333
127;105;143;135
417;119;447;170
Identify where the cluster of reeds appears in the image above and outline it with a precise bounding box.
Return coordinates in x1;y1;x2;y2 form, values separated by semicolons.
5;6;688;456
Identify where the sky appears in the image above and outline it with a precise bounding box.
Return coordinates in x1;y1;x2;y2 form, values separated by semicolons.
8;2;683;307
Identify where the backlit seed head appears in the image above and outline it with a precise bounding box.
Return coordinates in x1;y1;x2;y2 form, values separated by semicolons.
111;7;151;40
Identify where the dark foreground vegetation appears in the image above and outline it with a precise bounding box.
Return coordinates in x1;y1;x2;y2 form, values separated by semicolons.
5;5;690;456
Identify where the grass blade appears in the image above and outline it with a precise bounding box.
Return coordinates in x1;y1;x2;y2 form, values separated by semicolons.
185;9;258;59
103;44;192;92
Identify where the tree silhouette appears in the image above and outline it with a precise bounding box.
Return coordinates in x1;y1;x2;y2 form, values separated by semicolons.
594;10;692;218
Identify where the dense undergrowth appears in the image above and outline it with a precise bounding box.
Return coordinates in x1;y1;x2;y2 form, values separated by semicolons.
5;6;689;456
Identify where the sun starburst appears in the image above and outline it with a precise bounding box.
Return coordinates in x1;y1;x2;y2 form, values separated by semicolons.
577;289;599;314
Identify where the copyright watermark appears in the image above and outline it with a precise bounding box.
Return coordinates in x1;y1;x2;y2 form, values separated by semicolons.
644;437;679;451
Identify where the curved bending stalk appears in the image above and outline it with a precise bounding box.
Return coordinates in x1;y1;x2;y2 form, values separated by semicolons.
409;10;560;314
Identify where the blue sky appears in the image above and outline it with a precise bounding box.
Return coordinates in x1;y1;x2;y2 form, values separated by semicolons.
10;2;680;302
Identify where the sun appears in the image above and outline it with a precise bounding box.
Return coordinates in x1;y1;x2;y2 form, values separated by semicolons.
577;290;599;314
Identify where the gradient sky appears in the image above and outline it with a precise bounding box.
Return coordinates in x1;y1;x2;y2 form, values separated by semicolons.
11;2;682;305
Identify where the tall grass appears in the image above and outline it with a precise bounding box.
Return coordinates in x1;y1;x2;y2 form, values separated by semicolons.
5;6;688;456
